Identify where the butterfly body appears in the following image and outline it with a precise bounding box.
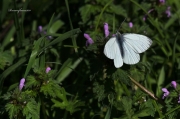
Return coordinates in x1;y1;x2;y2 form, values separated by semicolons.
104;32;152;68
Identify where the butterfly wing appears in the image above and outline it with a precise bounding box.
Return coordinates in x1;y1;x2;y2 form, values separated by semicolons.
121;33;152;64
122;33;152;53
121;38;140;64
104;37;123;68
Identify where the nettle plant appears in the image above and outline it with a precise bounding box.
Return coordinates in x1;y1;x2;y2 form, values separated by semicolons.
2;67;84;119
1;0;180;119
0;15;84;118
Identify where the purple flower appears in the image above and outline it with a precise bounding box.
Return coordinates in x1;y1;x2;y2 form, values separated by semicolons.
104;23;109;37
112;34;116;37
165;7;171;17
19;78;25;91
48;36;52;39
159;0;165;4
143;17;146;21
84;33;94;46
46;67;51;73
171;81;177;89
38;26;52;40
178;95;180;103
129;22;133;28
38;26;43;33
162;88;170;99
143;9;154;21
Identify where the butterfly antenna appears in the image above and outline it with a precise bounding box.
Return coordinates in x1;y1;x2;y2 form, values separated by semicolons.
117;18;127;32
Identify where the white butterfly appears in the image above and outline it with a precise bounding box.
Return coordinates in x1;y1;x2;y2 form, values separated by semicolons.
104;32;152;68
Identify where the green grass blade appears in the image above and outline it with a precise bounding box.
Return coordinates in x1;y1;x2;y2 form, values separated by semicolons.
65;0;78;53
2;26;15;50
47;13;55;33
156;66;165;97
95;0;113;33
57;57;83;82
24;37;43;78
1;0;10;22
38;28;81;53
104;106;111;119
49;20;64;33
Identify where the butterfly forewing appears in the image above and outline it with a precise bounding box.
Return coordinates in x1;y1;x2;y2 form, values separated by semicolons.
104;37;117;59
104;37;123;68
122;34;152;53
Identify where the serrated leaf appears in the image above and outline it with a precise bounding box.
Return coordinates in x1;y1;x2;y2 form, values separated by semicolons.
5;103;19;119
133;108;151;117
40;80;61;98
110;4;127;17
22;99;39;119
79;4;94;23
112;69;130;85
25;75;40;88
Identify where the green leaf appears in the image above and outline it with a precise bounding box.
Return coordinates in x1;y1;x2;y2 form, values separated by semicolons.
112;69;130;85
38;28;81;53
47;13;55;33
110;4;127;17
49;20;64;33
22;99;39;119
40;80;61;98
24;37;43;78
156;66;165;97
57;57;83;82
1;0;10;22
133;108;152;117
5;103;19;119
1;26;16;50
25;75;41;88
79;4;95;23
104;106;111;119
121;96;134;119
0;50;14;70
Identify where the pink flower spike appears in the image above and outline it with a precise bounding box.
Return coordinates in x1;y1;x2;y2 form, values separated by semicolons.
112;34;116;37
38;26;43;33
178;95;180;103
143;16;146;21
19;78;25;91
143;9;154;21
104;23;109;37
46;67;51;73
84;33;94;46
84;33;91;39
162;88;169;99
129;22;133;28
171;81;177;89
148;9;154;14
159;0;165;4
165;7;171;17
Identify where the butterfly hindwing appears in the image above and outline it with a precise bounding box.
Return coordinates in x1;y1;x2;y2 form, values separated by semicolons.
121;37;140;64
113;39;123;68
